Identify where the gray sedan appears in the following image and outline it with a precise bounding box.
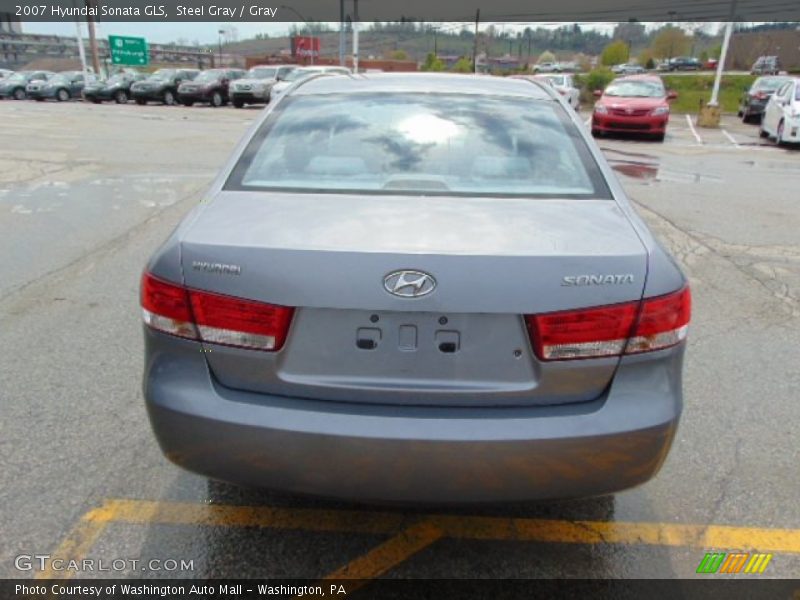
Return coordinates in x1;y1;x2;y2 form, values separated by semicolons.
141;73;691;503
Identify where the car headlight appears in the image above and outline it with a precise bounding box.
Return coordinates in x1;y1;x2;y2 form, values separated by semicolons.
594;104;608;114
651;106;669;116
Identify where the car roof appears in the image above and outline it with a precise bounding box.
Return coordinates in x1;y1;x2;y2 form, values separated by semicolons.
292;72;554;99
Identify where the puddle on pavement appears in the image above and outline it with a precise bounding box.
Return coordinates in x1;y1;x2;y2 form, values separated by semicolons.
608;158;723;185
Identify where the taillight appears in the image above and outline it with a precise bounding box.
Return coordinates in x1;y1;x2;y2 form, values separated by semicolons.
189;288;294;351
141;273;197;340
525;287;690;361
140;272;294;351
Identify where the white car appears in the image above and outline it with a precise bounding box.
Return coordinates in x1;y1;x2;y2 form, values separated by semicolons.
533;62;561;73
269;66;351;101
760;77;800;146
535;73;580;110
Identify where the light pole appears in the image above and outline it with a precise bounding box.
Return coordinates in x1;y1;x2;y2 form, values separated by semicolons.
217;29;224;67
280;5;315;65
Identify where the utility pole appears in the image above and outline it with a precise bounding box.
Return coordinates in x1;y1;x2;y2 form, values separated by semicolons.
434;27;438;56
699;0;737;127
472;9;480;73
84;0;100;75
339;0;345;66
352;0;359;73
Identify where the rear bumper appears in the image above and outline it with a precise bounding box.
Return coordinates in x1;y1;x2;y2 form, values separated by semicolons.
231;91;268;103
592;114;668;134
144;330;683;503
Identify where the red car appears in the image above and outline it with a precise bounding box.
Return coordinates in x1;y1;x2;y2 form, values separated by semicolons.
591;75;677;142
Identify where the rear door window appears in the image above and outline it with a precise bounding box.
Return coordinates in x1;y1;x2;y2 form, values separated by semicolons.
227;93;610;199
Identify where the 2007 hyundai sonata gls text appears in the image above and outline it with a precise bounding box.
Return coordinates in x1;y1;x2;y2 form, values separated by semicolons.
141;73;690;503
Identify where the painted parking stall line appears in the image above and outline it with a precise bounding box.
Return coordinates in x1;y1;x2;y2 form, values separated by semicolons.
686;115;704;144
36;498;800;584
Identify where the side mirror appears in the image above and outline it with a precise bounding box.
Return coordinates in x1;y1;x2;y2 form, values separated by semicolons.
593;89;603;98
667;90;678;100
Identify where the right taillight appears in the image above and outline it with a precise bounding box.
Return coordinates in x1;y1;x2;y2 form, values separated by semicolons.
525;286;691;361
140;272;294;351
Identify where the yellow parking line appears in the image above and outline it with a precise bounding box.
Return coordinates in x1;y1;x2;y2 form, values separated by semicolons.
317;520;443;594
70;498;800;554
34;503;118;580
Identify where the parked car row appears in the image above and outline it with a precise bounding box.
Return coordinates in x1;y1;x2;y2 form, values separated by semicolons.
0;65;352;108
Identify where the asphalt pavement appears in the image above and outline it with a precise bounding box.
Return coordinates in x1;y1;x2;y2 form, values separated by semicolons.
1;100;798;582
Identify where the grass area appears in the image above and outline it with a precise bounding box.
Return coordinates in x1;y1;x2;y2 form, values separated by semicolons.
661;74;756;114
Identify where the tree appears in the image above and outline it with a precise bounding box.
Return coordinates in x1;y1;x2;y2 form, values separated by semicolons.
389;49;409;60
601;40;629;66
651;26;692;59
537;50;555;64
451;57;473;73
421;52;445;72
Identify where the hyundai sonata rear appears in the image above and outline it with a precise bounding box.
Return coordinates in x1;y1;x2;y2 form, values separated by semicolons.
141;73;690;503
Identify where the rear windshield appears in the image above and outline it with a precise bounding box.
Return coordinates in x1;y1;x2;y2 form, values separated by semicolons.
226;93;609;198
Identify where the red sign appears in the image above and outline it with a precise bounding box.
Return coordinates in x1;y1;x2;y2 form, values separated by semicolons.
292;36;320;58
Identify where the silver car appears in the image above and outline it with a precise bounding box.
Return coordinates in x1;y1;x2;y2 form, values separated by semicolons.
141;73;691;503
230;64;298;108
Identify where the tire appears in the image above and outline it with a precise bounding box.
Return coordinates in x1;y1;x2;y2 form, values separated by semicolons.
135;98;146;105
232;98;244;108
114;90;128;104
57;88;70;102
210;91;223;107
758;125;769;139
13;88;26;100
163;90;176;106
776;121;786;146
182;99;194;107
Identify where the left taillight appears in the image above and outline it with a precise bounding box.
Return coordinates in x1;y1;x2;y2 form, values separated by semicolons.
140;272;294;351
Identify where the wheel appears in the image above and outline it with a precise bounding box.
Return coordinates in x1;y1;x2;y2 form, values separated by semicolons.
114;90;128;104
210;91;223;107
163;90;176;106
182;99;194;107
13;88;26;100
776;121;786;146
232;98;244;108
758;125;769;138
56;88;70;102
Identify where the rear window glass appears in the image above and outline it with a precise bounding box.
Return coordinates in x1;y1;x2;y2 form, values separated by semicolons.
226;93;609;198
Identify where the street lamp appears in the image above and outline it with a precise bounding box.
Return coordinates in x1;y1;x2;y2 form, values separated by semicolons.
217;29;224;67
280;5;315;65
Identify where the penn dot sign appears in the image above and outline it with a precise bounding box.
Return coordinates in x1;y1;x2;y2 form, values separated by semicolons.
108;35;149;66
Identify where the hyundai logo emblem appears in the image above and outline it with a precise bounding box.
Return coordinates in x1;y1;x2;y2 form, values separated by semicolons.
383;270;437;298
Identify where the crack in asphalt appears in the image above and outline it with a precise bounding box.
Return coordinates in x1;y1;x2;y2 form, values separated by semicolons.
633;200;800;318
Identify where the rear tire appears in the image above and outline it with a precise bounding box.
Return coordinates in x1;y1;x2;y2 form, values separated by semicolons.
210;91;223;107
776;121;786;146
56;88;70;102
163;90;176;106
114;90;128;104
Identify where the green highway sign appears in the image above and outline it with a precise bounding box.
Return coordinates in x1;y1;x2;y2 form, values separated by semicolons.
108;35;148;66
